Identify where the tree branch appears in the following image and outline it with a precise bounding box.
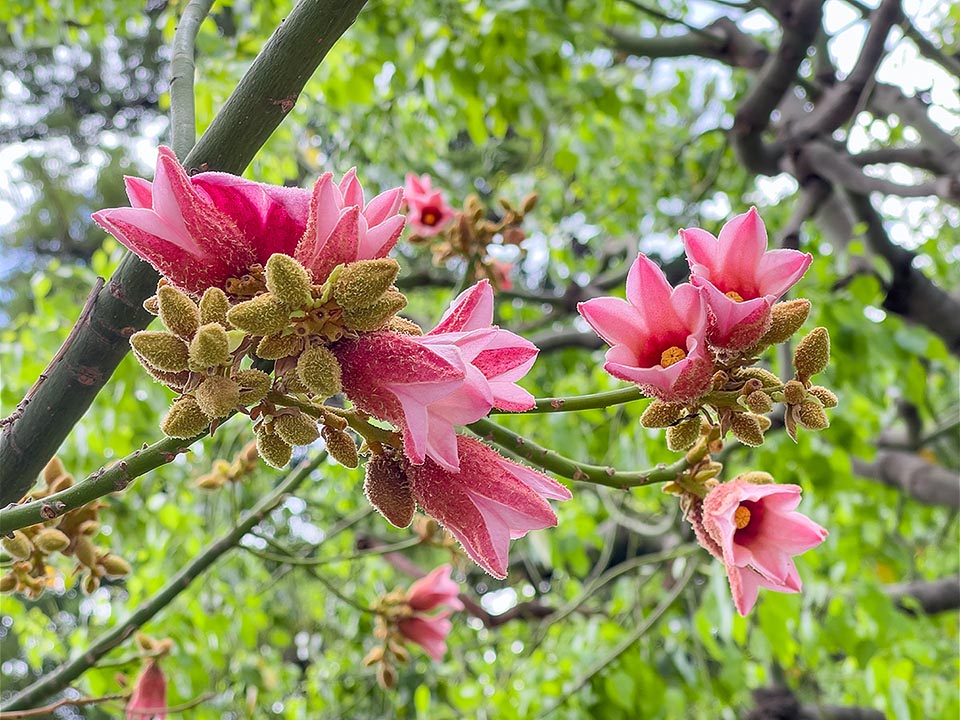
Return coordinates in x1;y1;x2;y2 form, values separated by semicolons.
852;450;960;509
886;575;960;615
170;0;216;159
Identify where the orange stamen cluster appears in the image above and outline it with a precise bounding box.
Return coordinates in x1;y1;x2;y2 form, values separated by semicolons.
734;505;751;530
659;346;687;368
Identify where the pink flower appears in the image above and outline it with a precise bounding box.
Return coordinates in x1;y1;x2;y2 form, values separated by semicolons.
404;173;456;236
577;254;714;403
698;477;828;616
397;564;464;660
126;660;167;719
406;435;571;579
336;281;538;471
295;169;405;282
489;259;514;291
93;146;310;295
681;208;812;350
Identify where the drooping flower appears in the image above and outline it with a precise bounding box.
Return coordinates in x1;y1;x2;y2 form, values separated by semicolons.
126;660;167;719
681;208;812;350
577;253;713;403
406;435;571;579
404;173;456;236
93;146;311;295
396;564;464;660
696;476;828;616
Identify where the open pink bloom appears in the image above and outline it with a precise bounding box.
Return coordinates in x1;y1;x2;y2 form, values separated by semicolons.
397;564;464;660
681;208;812;350
336;281;538;471
405;564;465;612
93;146;310;295
126;660;167;719
577;254;713;403
404;173;456;236
407;435;571;579
698;478;828;616
295;169;405;282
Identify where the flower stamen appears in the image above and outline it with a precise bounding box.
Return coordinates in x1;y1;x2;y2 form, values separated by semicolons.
734;505;751;530
421;209;440;227
724;290;745;303
659;346;687;368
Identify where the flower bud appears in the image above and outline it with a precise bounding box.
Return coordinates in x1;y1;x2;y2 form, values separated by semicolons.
195;376;240;419
131;332;190;372
794;327;830;382
808;385;838;408
666;415;701;452
521;191;539;214
82;573;100;595
157;285;200;339
341;290;407;332
377;662;397;690
100;554;132;577
737;471;774;485
235;369;272;406
2;531;33;561
189;323;232;370
322;426;359;469
754;414;772;432
143;295;160;315
798;401;830;430
274;413;321;447
640;400;687;428
744;390;773;414
32;528;70;554
297;346;342;399
73;535;98;568
758;299;811;346
256;430;292;469
227;294;289;337
196;472;227;490
265;253;314;309
160;397;210;438
387;317;423;336
363;646;385;666
730;413;764;447
783;379;807;406
736;367;781;388
334;258;401;311
48;473;74;493
256;334;303;360
199;287;231;327
42;456;67;486
0;573;17;593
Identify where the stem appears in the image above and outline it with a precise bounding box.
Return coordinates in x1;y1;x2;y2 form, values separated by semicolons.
490;387;646;414
244;536;422;566
170;0;216;159
0;453;326;713
467;418;692;489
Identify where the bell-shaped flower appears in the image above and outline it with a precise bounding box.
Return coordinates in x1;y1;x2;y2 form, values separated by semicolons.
406;435;571;579
396;564;464;660
295;169;405;282
404;173;456;236
578;254;713;403
93;146;311;295
681;208;812;350
698;476;828;616
126;660;167;719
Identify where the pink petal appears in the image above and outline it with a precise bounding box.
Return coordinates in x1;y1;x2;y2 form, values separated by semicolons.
366;187;404;225
338;167;364;208
431;281;495;334
755;248;813;299
578;297;645;349
397;614;452;660
124;177;154;209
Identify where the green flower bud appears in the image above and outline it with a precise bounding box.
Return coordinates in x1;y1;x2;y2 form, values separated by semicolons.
334;258;401;310
157;285;200;339
32;528;70;554
265;253;314;308
640;400;687;428
199;287;231;327
188;323;233;370
744;390;773;414
256;333;303;360
666;415;701;452
131;331;190;372
737;471;774;485
322;426;359;468
730;412;765;447
99;554;132;577
363;453;413;527
341;290;407;332
235;369;272;406
297;346;342;399
274;413;321;446
798;401;830;430
160;397;210;438
2;531;33;561
387;316;423;336
195;376;241;419
783;379;807;406
227;293;289;337
256;430;292;469
758;299;811;346
808;385;838;408
794;327;830;382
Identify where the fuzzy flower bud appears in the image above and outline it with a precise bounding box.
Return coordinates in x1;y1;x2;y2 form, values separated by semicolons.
195;376;240;419
322;425;359;468
256;430;292;469
131;331;190;372
730;413;765;447
265;253;314;308
666;415;701;452
388;317;423;336
744;390;773;414
199;287;231;327
334;258;401;310
0;574;16;593
640;400;688;428
73;535;98;568
256;334;302;360
189;323;233;370
798;401;830;430
794;327;830;382
341;290;407;332
235;369;272;406
32;528;71;554
297;346;342;399
783;379;807;406
100;554;132;577
808;385;838;408
736;367;782;388
2;531;33;561
160;396;210;438
756;299;811;347
363;454;415;528
227;294;289;337
157;285;200;339
274;413;321;447
42;456;67;485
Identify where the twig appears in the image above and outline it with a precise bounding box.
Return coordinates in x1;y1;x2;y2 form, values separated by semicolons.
170;0;216;159
490;387;646;415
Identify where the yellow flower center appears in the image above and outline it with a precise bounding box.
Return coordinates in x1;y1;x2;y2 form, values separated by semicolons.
659;346;687;368
734;505;751;530
421;209;440;226
725;291;745;302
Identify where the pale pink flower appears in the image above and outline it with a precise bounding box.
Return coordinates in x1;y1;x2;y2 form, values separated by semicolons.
698;477;828;616
681;208;812;350
406;435;571;579
93;146;310;295
295;169;405;282
404;173;456;236
577;254;713;403
126;660;167;719
397;564;464;660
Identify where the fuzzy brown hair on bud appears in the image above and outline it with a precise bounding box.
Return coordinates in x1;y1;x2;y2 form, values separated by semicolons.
758;299;811;347
157;285;200;339
256;334;303;360
387;316;423;336
199;287;231;327
808;385;838;408
744;390;773;414
189;323;233;370
266;253;314;309
730;413;765;447
73;535;98;568
100;554;132;577
797;401;830;431
195;376;240;419
783;379;807;406
131;332;190;373
794;327;830;383
235;369;272;406
640;400;687;429
2;531;34;561
160;397;210;438
666;415;701;452
322;426;359;468
736;367;782;389
341;290;407;332
364;454;414;528
334;259;401;311
227;294;289;337
33;528;71;554
297;346;342;399
737;471;774;485
274;413;321;447
256;430;293;469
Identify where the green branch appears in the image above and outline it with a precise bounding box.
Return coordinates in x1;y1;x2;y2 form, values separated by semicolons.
0;453;326;713
491;387;646;414
170;0;216;159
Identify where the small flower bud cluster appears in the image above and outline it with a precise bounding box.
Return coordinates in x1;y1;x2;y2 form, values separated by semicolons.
195;440;260;490
1;457;130;598
365;590;415;689
778;327;836;441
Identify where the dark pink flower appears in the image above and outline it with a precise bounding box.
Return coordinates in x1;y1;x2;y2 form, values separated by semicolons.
405;564;465;612
404;173;456;236
397;564;464;660
93;146;310;295
126;660;167;719
406;435;571;579
577;253;713;403
681;208;812;350
698;477;828;616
